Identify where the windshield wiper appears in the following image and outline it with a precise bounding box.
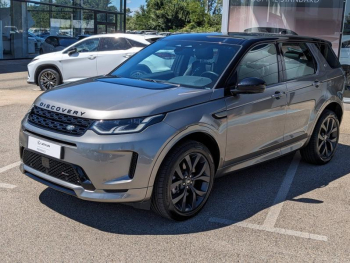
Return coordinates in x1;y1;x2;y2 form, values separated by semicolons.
138;78;180;87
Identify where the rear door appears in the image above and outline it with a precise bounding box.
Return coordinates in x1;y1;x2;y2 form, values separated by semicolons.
280;42;324;142
224;43;288;166
97;37;141;75
60;38;100;82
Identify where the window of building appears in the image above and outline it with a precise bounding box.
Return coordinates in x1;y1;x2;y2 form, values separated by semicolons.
99;37;131;51
281;43;316;81
0;1;125;60
236;43;279;86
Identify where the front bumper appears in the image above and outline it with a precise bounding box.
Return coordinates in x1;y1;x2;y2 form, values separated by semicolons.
27;61;37;85
19;117;178;203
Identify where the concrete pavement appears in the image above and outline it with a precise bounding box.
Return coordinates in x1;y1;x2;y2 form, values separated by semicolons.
0;72;350;262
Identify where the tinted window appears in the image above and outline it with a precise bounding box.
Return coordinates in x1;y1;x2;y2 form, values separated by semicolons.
59;38;77;47
45;37;53;44
99;37;132;51
51;37;59;46
111;40;240;89
316;43;341;69
127;39;147;48
281;43;316;81
237;43;279;86
71;38;99;53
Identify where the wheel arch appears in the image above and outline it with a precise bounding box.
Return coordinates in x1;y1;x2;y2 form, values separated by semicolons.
34;64;63;85
304;99;343;147
323;102;343;124
147;127;223;189
172;132;221;172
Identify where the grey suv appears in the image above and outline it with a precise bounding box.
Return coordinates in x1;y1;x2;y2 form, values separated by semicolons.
19;33;345;220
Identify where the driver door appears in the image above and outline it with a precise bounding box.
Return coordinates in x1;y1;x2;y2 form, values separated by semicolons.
60;38;100;83
224;43;287;166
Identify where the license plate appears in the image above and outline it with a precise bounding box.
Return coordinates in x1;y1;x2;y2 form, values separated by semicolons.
28;136;62;159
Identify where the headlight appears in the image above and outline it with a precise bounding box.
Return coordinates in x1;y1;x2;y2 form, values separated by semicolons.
91;114;165;135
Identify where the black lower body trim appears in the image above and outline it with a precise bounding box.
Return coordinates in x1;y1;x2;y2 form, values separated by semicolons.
25;172;77;197
228;133;308;167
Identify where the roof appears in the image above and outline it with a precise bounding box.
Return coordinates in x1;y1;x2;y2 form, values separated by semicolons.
78;33;155;45
54;36;76;39
162;33;331;46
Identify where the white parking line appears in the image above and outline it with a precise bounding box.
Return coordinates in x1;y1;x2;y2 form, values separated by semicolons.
0;161;21;174
209;217;327;242
263;152;301;228
0;183;17;189
0;162;20;189
209;152;328;242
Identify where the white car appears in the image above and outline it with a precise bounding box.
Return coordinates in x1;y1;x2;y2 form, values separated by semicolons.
27;34;162;90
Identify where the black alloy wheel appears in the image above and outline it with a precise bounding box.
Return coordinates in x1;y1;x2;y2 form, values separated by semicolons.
317;116;338;160
152;140;215;220
301;110;340;165
170;152;211;213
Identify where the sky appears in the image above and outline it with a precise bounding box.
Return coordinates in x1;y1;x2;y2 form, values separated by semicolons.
127;0;146;13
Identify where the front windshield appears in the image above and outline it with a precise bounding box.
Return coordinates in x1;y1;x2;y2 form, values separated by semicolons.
110;40;240;89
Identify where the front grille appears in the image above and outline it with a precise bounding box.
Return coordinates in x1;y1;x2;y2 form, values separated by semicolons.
28;106;94;136
23;149;81;186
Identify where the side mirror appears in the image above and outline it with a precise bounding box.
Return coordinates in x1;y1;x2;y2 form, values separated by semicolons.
230;77;266;95
67;47;77;55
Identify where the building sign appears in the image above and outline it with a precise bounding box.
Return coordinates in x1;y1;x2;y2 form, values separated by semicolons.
230;0;340;8
228;0;344;54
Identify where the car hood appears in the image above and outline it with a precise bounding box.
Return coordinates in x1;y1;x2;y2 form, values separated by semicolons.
35;51;62;60
33;77;213;119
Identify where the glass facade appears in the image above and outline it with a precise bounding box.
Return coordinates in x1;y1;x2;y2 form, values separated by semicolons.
0;0;126;59
226;0;350;98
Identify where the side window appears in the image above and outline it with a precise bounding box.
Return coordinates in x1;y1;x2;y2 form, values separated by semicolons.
237;43;279;86
98;37;132;51
72;38;99;53
51;37;59;47
315;43;341;69
45;37;52;45
127;39;147;48
281;43;316;81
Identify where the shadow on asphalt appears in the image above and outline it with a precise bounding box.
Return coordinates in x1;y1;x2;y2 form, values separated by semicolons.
39;144;350;235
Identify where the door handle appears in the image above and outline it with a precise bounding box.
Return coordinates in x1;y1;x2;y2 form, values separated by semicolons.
271;91;284;99
313;80;320;88
88;55;96;60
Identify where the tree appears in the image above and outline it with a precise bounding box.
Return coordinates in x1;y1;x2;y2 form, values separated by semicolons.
126;0;222;32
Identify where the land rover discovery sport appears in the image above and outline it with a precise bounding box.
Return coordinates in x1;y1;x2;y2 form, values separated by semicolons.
19;33;345;220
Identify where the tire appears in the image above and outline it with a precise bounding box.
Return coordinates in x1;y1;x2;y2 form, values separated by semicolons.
38;68;61;91
151;140;215;220
300;110;340;165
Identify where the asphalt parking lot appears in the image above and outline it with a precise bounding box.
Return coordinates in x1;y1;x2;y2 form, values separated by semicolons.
1;66;350;262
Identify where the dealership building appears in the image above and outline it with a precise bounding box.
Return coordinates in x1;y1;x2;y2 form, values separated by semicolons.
221;0;350;100
0;0;126;59
221;0;350;64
